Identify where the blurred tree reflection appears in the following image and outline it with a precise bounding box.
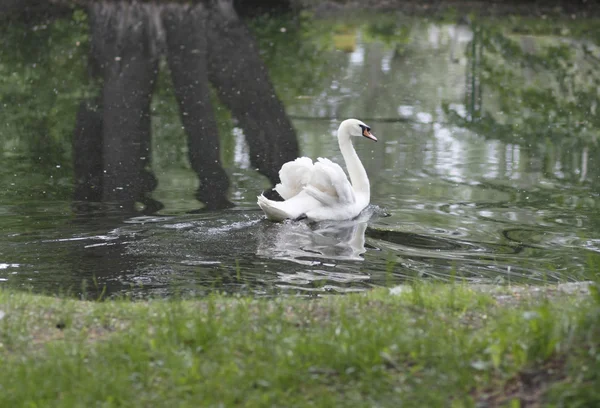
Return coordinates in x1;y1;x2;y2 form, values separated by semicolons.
449;22;600;144
0;12;89;176
248;12;332;103
445;18;600;183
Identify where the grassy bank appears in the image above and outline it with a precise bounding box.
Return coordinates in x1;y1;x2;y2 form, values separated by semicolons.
0;284;598;407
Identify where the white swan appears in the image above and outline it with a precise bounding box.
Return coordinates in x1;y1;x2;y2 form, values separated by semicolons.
257;118;377;222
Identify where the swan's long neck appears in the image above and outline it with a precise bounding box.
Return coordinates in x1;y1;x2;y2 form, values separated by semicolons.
338;134;369;195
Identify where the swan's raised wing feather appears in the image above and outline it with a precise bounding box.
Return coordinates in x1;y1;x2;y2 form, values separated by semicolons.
304;158;355;206
275;157;314;200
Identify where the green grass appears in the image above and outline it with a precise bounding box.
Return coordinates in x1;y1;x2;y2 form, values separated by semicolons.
0;284;599;407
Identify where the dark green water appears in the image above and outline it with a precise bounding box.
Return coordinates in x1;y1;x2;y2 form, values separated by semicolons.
1;6;599;298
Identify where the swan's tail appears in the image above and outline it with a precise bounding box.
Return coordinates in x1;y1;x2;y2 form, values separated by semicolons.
257;194;290;222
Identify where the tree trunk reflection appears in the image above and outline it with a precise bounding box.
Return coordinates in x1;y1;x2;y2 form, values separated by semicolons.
73;0;298;214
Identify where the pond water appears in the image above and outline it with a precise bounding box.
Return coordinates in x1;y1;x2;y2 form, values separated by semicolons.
1;4;599;298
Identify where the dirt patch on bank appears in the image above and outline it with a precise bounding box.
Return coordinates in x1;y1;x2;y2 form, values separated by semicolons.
475;355;568;407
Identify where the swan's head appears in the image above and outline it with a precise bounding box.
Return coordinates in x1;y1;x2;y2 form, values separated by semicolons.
338;119;377;142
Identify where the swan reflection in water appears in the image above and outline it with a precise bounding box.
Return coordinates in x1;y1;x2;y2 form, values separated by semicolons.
257;210;374;264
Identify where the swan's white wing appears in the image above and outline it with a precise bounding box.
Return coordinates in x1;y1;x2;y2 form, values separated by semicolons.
275;157;314;200
304;158;355;206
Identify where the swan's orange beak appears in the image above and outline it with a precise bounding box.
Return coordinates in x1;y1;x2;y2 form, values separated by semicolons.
362;127;377;142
